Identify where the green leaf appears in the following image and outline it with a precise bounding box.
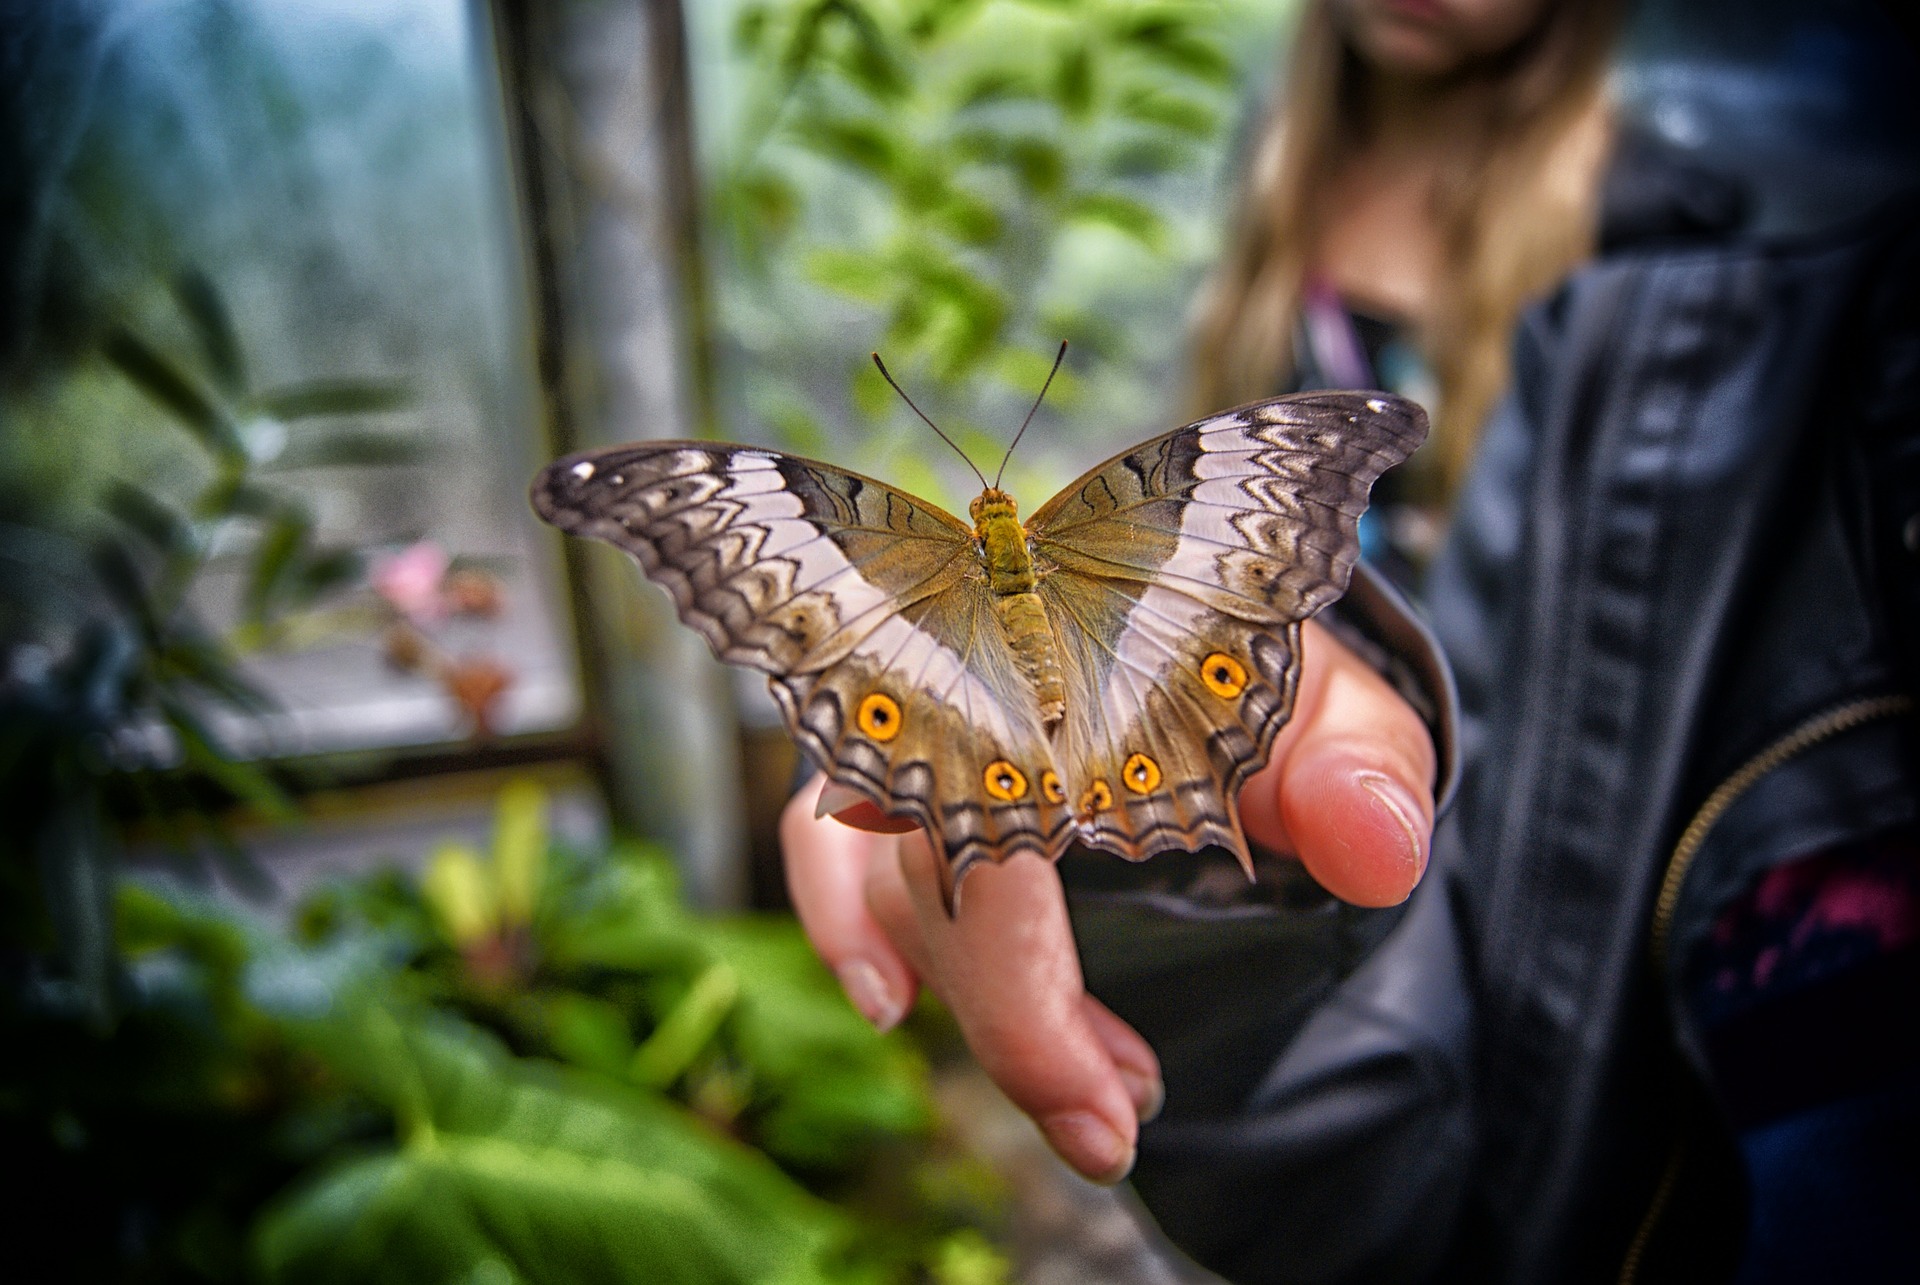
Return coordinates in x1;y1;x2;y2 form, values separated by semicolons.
1117;25;1233;84
851;360;898;422
423;843;498;947
952;68;1046;111
245;511;313;623
254;379;413;420
802;248;893;303
173;269;247;394
201;480;289;522
951;129;1066;199
1100;134;1196;178
102;481;199;561
629;962;740;1089
1050;43;1094;119
294;547;363;602
1117;86;1220;138
160;695;299;822
928;1229;1012;1285
269;429;425;470
732;2;773;54
837;23;908;100
104;327;244;461
787;116;900;180
259;1009;853;1285
161;631;272;714
89;538;163;647
491;780;548;927
930;191;1002;246
723;170;801;253
1064;191;1169;250
543;994;634;1077
991;346;1081;408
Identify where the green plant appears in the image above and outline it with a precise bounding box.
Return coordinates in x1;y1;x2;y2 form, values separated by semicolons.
283;779;1008;1283
704;0;1289;501
5;775;1007;1282
0;270;415;1024
256;1002;865;1285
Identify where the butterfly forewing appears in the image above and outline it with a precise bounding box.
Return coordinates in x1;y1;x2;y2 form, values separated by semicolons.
533;443;976;671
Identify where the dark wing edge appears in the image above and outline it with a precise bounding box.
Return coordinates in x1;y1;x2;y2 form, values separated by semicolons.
531;441;975;675
1027;391;1428;626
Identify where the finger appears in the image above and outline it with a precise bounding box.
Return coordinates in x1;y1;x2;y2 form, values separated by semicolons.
1238;621;1437;906
864;845;1165;1123
780;775;920;1030
1080;993;1164;1122
871;834;1143;1184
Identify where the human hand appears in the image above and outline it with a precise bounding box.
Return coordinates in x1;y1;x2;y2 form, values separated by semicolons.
778;619;1437;1183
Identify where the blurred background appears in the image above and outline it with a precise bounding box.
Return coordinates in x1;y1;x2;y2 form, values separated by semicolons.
0;0;1914;1281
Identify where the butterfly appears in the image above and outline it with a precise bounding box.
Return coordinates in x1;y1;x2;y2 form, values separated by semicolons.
532;364;1425;912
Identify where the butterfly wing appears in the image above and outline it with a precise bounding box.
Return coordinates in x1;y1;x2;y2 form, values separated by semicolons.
532;443;1069;906
1026;392;1428;870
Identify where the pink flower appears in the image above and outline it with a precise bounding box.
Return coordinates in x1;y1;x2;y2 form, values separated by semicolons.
371;541;451;623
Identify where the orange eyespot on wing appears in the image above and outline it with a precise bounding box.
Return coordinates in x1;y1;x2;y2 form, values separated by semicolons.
1080;779;1113;815
1200;652;1249;699
983;759;1029;802
856;692;903;741
1122;752;1162;795
1040;770;1065;804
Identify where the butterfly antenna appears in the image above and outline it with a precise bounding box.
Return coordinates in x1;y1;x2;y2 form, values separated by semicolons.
993;340;1067;489
871;352;988;491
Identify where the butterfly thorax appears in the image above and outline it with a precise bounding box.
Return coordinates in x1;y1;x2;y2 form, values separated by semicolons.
969;488;1066;727
968;489;1036;593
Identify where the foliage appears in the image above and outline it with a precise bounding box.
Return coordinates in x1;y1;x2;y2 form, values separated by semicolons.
0;269;415;1024
254;1005;859;1285
5;780;1004;1283
310;781;939;1178
702;0;1290;504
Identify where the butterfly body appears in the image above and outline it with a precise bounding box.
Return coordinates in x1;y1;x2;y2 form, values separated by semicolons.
533;392;1426;910
968;488;1067;724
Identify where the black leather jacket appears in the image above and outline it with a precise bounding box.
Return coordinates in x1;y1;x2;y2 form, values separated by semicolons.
1069;196;1920;1283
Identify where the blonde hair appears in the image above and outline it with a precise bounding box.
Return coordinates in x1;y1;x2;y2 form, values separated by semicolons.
1192;1;1621;496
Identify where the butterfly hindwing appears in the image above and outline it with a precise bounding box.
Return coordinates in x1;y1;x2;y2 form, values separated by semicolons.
770;581;1073;909
1027;392;1426;871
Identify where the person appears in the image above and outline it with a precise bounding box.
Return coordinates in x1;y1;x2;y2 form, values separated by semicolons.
1193;0;1620;573
786;2;1920;1282
782;0;1615;1189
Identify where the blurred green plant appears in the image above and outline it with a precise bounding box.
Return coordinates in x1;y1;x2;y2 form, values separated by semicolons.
276;780;999;1282
0;268;415;1023
3;779;1006;1283
704;0;1288;500
303;780;955;1191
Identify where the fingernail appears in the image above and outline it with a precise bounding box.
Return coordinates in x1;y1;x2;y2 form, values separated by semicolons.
1117;1066;1165;1123
836;959;906;1032
1357;771;1427;879
1040;1110;1135;1184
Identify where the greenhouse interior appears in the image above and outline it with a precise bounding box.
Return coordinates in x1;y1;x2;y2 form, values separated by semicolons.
3;1;1917;1282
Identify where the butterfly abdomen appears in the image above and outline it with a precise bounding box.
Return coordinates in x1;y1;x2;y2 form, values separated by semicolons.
997;591;1066;726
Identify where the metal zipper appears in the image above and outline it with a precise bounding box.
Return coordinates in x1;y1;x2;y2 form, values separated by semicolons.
1619;692;1915;1285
